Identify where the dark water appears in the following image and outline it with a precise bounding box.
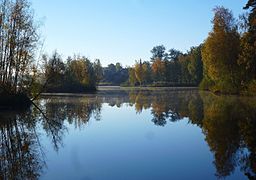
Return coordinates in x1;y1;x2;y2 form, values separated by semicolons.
1;89;256;180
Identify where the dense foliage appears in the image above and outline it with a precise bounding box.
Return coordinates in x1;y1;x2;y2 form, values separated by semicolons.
42;52;103;93
100;63;129;86
200;4;256;94
128;45;203;87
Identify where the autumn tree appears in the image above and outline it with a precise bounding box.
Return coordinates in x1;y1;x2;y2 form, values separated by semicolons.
128;68;137;86
0;0;39;95
151;58;166;82
201;7;240;93
237;0;256;92
134;59;144;86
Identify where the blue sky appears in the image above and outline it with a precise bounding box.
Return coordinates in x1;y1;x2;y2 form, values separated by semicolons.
32;0;248;66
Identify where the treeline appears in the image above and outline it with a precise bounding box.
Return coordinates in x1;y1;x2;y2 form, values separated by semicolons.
39;51;103;93
1;0;256;98
100;63;129;86
129;45;203;87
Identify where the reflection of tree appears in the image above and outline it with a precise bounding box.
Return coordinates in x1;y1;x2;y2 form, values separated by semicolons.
1;90;256;180
37;97;103;150
238;100;256;180
0;96;104;179
201;94;240;178
188;95;204;127
0;110;44;180
128;90;256;179
129;90;201;126
200;93;256;179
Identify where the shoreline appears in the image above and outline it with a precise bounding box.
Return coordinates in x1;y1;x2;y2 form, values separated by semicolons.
40;86;199;97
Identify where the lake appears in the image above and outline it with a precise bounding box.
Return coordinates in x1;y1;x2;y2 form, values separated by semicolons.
0;88;255;180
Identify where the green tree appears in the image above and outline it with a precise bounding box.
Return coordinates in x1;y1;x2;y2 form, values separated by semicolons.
187;45;203;85
178;54;191;84
93;59;103;84
43;51;65;92
167;49;182;83
150;45;167;62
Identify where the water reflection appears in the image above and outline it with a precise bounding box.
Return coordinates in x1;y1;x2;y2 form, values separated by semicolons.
0;110;44;179
0;89;256;179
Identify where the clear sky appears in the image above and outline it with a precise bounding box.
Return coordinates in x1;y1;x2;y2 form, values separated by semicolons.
32;0;248;67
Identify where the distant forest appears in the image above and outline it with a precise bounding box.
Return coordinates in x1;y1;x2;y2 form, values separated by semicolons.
0;0;256;104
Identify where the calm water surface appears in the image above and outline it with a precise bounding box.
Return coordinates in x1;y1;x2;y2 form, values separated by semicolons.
1;89;256;180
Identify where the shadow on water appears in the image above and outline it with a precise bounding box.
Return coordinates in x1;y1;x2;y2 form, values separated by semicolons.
0;89;256;179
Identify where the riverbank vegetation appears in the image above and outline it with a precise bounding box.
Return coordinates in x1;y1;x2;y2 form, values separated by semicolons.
128;45;203;87
0;0;256;107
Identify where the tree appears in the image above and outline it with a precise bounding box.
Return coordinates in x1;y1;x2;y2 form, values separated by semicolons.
44;51;65;86
167;49;183;83
43;51;65;92
201;7;240;93
187;45;203;85
150;45;167;62
142;61;152;84
244;0;256;44
239;0;256;90
134;59;144;86
93;59;103;84
238;32;256;84
101;63;129;85
178;54;192;84
151;58;166;82
128;68;137;86
0;0;40;95
168;49;183;61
